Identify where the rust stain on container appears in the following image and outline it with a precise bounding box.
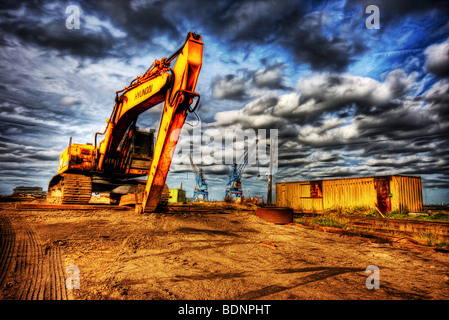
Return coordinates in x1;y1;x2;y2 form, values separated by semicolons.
276;175;423;214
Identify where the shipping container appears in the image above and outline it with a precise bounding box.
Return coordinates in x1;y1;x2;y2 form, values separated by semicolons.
276;175;423;214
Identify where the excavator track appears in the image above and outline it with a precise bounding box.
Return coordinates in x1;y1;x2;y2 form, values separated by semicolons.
47;174;92;204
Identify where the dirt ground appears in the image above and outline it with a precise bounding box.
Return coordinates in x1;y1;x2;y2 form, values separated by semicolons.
1;202;449;300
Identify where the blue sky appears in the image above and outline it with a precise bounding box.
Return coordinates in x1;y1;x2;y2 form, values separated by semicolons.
0;0;448;204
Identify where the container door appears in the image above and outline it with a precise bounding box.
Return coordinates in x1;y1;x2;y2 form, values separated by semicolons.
374;177;391;214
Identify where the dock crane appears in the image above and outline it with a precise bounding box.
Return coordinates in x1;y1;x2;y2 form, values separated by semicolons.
189;154;209;201
225;139;258;200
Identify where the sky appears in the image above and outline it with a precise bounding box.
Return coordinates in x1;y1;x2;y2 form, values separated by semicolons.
0;0;448;204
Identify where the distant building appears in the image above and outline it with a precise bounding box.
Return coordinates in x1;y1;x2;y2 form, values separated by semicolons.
12;186;46;198
276;175;423;214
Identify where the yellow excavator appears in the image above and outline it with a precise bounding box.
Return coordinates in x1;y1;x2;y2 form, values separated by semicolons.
47;32;203;213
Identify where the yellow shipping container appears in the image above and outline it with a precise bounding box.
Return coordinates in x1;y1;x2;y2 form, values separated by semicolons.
322;177;376;210
276;175;423;214
390;175;423;212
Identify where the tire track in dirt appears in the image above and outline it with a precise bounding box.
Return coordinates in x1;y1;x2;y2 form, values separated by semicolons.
0;211;68;300
0;213;16;288
16;217;42;300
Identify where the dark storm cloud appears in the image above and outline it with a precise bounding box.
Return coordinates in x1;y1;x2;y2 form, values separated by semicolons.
252;63;291;90
203;165;230;176
0;1;118;59
167;0;367;72
422;179;449;190
214;67;421;132
168;0;303;43
354;103;436;139
212;74;249;101
361;139;437;157
0;0;183;60
212;63;291;102
345;0;449;26
9;23;117;59
0;137;60;194
2;0;446;71
83;0;178;38
0;0;385;72
424;39;449;78
279;10;366;72
243;96;279;116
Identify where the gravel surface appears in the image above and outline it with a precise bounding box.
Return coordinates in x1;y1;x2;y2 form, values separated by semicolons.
1;203;448;300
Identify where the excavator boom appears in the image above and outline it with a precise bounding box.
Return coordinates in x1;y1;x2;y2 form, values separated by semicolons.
140;33;202;212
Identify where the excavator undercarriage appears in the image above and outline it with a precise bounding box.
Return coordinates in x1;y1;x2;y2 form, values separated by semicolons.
47;173;170;210
47;173;92;205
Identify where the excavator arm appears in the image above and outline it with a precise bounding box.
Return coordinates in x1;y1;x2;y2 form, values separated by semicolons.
97;32;203;212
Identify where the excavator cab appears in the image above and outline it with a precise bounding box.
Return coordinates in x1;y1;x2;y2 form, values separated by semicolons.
119;127;155;177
